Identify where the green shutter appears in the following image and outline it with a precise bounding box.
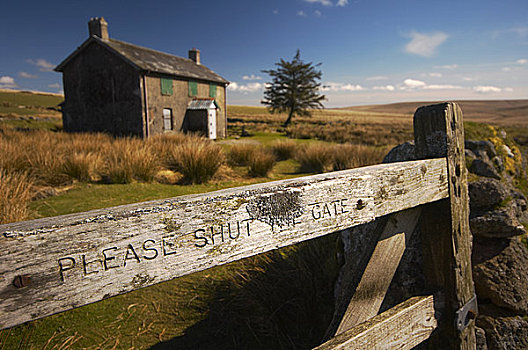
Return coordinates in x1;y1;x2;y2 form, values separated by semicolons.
188;81;198;97
160;78;173;95
209;84;217;98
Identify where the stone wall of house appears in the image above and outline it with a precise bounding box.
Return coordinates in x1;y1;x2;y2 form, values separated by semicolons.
144;75;226;138
327;132;528;349
61;42;144;137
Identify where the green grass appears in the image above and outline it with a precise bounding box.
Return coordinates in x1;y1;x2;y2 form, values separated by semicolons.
0;90;63;116
227;105;271;116
30;182;258;218
0;117;62;131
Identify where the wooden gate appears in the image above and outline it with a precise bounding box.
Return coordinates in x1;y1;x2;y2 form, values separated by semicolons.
0;103;476;349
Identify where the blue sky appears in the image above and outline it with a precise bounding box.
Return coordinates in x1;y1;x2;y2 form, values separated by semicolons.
1;0;526;107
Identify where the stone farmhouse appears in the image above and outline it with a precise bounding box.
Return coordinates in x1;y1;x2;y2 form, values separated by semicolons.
55;18;229;139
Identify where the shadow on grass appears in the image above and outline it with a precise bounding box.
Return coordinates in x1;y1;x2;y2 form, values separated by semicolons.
150;234;341;350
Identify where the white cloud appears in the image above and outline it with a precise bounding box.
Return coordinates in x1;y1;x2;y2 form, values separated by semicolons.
434;64;458;70
505;88;514;92
0;76;17;89
405;31;448;57
19;72;38;79
517;58;527;65
473;85;502;93
227;82;263;94
402;79;426;89
373;85;395;91
336;0;348;6
297;10;307;17
492;27;528;39
26;58;54;72
322;82;363;92
314;10;322;17
428;72;442;78
242;74;262;81
366;75;388;81
399;78;461;91
502;67;512;72
512;27;528;37
48;83;61;90
304;0;332;5
423;84;462;90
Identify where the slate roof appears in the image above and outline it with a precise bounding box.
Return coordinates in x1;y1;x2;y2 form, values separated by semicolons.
55;36;229;85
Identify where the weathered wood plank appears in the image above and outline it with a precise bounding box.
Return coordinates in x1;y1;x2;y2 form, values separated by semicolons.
335;207;421;335
414;102;476;348
315;294;439;350
0;158;448;330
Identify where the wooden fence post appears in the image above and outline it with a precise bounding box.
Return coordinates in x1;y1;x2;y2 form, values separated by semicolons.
414;102;476;349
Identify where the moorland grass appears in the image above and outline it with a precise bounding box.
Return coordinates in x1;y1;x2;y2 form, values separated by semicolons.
166;135;225;184
1;101;401;349
270;139;298;161
247;148;276;177
0;170;33;224
295;143;334;173
227;143;257;166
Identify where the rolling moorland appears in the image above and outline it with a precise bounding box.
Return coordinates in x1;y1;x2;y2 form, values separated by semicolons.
0;89;527;349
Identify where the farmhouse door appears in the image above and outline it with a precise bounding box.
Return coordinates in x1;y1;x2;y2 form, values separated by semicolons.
163;108;172;131
208;108;216;139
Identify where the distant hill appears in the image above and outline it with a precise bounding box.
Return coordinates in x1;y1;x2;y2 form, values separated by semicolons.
340;100;528;126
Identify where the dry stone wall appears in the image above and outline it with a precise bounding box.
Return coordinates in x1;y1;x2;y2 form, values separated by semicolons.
329;130;528;349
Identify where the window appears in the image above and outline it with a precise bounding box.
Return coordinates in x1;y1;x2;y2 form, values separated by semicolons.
209;84;217;98
161;78;173;95
188;81;198;97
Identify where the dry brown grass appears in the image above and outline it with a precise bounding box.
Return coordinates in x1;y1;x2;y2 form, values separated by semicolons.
0;128;225;186
270;139;298;161
100;138;160;184
342;99;528;126
331;144;388;171
295;144;334;173
227;144;258;166
227;106;413;147
286;122;412;146
166;136;225;184
63;152;103;182
0;170;33;224
248;149;276;177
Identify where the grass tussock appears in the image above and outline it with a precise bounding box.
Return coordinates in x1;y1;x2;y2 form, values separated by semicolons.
63;152;103;182
0;170;33;224
270;139;298;161
227;143;258;166
331;143;387;171
166;136;225;184
0;128;225;186
248;148;276;177
295;143;334;173
101;139;160;184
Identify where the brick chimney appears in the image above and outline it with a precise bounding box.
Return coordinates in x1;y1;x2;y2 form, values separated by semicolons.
188;48;200;65
88;17;109;40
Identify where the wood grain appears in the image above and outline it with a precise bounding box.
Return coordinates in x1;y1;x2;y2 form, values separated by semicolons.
0;158;448;330
414;102;476;349
335;207;421;335
315;294;439;350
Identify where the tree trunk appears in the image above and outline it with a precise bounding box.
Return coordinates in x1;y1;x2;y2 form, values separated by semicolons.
283;108;294;127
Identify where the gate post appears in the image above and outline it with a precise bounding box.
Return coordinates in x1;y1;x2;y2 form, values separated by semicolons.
414;102;476;349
